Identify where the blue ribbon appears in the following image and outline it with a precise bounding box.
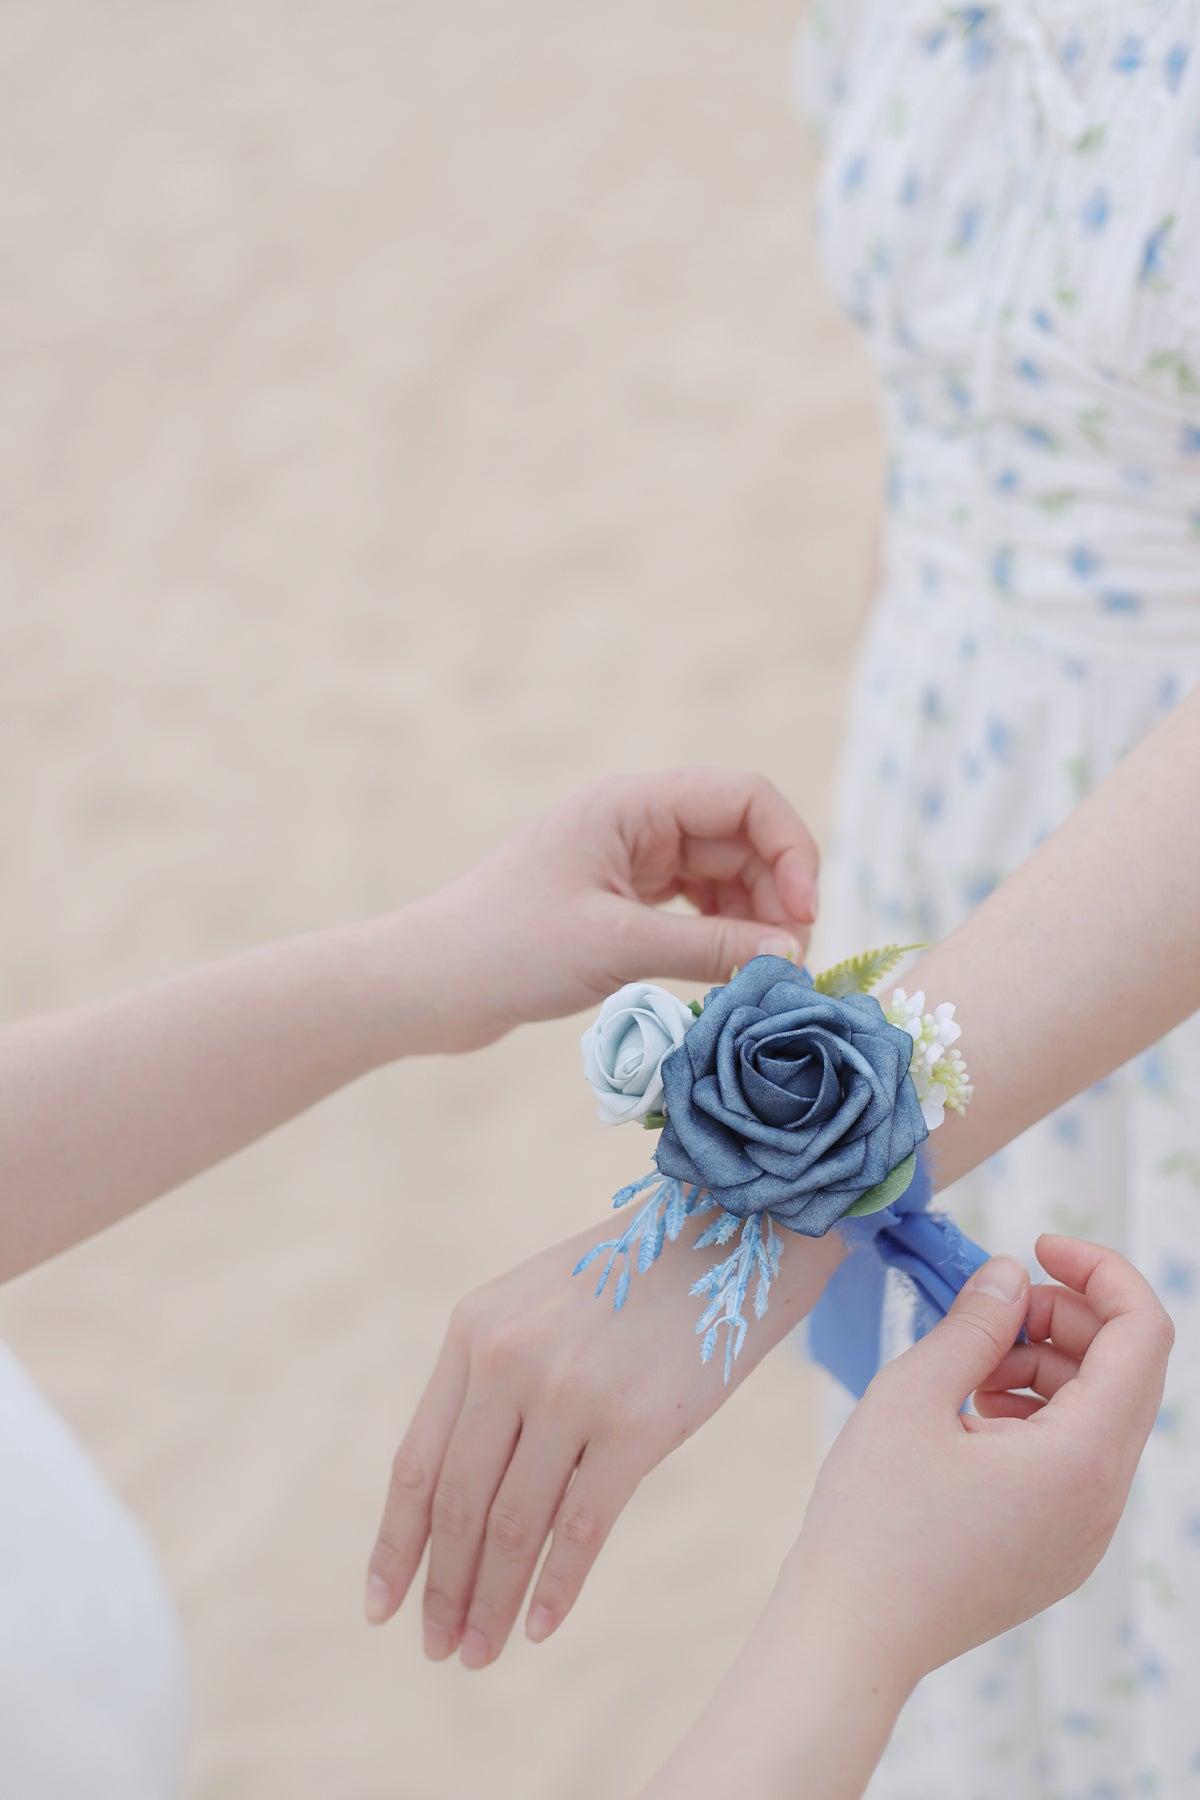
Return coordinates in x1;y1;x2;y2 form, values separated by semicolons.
807;1150;991;1398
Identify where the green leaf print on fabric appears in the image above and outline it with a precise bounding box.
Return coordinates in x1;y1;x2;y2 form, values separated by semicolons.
1047;1199;1102;1238
1137;1560;1181;1608
1063;753;1092;801
1077;405;1109;451
1145;348;1199;399
1074;123;1108;155
1103;1670;1141;1699
1157;1150;1200;1191
1034;488;1080;514
981;1733;1020;1765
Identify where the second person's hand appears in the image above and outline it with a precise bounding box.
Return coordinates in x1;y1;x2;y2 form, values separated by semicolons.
785;1233;1173;1684
642;1234;1173;1800
399;767;819;1052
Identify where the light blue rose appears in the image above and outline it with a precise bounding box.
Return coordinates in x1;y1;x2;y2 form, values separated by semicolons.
581;983;695;1125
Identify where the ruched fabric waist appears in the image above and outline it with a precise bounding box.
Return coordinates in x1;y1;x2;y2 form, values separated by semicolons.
880;420;1200;663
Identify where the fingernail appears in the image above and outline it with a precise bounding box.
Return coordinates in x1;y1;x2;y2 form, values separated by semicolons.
971;1256;1028;1304
363;1573;391;1626
459;1625;490;1670
423;1620;454;1661
526;1604;554;1644
756;934;798;961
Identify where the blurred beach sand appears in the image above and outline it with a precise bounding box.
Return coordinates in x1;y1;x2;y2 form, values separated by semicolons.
0;3;880;1794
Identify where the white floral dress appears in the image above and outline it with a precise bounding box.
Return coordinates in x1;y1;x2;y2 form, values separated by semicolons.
800;5;1200;1796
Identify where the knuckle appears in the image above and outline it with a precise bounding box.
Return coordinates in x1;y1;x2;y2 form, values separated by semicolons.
534;1567;576;1611
476;1316;532;1378
567;773;626;827
370;1534;405;1575
953;1307;1009;1361
423;1583;461;1624
486;1505;531;1557
431;1478;475;1541
624;1412;665;1452
704;921;736;974
541;1357;594;1416
1149;1307;1176;1356
597;1389;650;1441
390;1438;429;1497
557;1504;602;1553
448;1294;482;1341
465;1592;507;1636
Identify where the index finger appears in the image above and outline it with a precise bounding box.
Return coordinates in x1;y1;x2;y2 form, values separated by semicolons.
638;767;820;923
364;1332;469;1626
1036;1234;1174;1438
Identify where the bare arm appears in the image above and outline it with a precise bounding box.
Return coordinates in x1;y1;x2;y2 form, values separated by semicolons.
892;683;1200;1189
0;770;818;1281
0;917;432;1280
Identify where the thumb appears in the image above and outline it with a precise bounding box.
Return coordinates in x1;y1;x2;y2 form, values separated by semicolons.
896;1257;1030;1410
632;909;804;987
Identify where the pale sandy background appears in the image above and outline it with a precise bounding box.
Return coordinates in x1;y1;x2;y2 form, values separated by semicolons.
0;2;882;1794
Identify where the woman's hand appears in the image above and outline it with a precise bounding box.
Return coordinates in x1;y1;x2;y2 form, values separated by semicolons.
400;768;819;1052
642;1235;1172;1800
363;1209;842;1664
785;1234;1173;1685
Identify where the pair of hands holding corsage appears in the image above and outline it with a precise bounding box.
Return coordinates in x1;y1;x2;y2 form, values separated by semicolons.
362;768;1169;1723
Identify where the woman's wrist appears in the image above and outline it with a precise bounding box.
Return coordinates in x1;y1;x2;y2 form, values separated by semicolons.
645;1565;912;1800
344;902;474;1063
749;1566;915;1794
771;1547;923;1706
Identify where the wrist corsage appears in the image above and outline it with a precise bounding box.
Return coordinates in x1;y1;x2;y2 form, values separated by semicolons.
575;949;987;1395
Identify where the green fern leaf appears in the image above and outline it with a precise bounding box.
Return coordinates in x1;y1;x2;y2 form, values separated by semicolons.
812;943;926;998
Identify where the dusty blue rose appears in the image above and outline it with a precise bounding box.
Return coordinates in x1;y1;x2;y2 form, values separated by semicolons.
655;955;926;1234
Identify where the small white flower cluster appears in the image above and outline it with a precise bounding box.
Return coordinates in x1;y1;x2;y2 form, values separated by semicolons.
885;988;974;1132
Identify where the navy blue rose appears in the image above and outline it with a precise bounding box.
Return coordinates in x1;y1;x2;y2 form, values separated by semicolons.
654;956;926;1235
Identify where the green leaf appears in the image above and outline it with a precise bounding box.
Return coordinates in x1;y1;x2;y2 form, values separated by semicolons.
843;1151;917;1218
641;1110;667;1131
1033;488;1078;515
812;943;926;997
1074;123;1107;155
1077;404;1107;451
688;998;703;1018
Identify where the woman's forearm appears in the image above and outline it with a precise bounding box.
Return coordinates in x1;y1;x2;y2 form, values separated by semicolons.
0;908;442;1281
893;684;1200;1190
641;1584;910;1800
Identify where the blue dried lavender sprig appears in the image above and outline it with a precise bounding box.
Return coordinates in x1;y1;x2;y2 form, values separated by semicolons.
573;1174;711;1311
691;1211;784;1383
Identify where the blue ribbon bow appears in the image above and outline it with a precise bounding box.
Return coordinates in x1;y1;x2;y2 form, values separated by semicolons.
807;1151;991;1398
